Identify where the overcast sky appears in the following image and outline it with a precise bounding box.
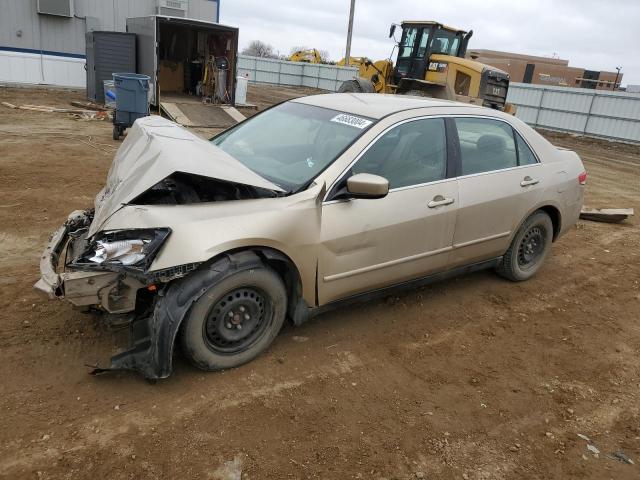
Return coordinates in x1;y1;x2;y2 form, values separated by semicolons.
221;0;639;85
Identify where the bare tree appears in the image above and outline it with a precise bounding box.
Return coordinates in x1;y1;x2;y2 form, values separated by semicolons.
318;49;331;63
242;40;276;58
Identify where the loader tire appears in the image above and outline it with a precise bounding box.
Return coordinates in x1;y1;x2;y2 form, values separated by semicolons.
338;79;361;93
402;90;431;97
338;78;375;94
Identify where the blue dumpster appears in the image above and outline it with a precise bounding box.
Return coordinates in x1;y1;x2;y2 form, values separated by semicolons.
112;73;150;140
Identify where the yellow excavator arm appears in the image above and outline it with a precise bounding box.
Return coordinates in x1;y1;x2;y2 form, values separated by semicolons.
289;49;322;63
337;57;369;68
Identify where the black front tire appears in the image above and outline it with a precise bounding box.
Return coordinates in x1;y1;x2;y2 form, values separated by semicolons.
497;210;553;282
180;264;287;371
112;125;120;140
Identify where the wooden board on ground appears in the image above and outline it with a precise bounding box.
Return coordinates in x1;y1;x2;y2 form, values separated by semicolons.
161;102;240;128
160;92;247;128
160;102;193;127
70;100;108;111
236;102;258;110
220;106;246;123
580;207;634;223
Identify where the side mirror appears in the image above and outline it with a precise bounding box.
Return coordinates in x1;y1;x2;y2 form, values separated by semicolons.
389;24;396;39
347;173;389;199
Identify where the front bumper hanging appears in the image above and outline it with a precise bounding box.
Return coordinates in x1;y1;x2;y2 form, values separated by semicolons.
33;210;134;311
34;220;71;299
34;210;180;380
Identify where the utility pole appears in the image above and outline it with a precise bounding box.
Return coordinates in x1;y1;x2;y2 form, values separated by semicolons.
613;66;621;91
345;0;356;66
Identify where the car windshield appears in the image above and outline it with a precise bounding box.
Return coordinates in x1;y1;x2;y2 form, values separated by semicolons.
211;102;375;192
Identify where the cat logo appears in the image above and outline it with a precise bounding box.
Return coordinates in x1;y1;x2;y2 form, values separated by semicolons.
428;62;448;73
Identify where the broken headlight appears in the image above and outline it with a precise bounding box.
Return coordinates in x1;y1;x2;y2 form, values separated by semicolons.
75;228;171;273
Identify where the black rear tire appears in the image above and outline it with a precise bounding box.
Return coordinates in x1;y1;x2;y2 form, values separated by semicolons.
180;264;287;371
497;210;553;282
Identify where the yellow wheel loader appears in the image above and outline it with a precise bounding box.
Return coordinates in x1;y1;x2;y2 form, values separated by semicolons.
339;21;514;112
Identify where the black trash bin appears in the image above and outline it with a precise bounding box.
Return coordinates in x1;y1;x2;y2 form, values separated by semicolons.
112;73;151;140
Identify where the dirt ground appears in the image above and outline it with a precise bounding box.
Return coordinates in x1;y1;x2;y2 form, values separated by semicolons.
0;84;639;480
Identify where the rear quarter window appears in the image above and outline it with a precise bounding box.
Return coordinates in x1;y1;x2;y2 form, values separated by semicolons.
515;133;539;165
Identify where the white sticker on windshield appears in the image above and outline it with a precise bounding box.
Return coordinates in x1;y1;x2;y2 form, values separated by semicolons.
330;113;373;129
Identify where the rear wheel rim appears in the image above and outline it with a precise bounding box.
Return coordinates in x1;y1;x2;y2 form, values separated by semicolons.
517;225;546;269
203;287;272;355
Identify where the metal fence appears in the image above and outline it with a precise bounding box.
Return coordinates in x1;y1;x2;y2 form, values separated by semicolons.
237;55;358;92
233;60;640;143
507;83;640;143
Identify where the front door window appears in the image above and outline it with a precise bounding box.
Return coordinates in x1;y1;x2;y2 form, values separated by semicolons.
352;118;447;188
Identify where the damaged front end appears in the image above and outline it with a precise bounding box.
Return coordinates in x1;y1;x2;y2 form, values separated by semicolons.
34;116;289;380
36;208;213;380
33;209;137;310
35;209;196;379
35;209;172;313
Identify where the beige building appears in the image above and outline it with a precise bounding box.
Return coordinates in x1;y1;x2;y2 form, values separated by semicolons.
467;49;622;90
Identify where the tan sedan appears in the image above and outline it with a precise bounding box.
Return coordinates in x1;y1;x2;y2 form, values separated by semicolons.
35;94;586;379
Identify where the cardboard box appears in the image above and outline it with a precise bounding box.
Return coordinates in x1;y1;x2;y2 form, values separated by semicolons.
160;61;184;92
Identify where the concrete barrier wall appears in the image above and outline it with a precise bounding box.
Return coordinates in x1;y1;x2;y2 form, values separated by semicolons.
237;55;358;92
507;83;640;143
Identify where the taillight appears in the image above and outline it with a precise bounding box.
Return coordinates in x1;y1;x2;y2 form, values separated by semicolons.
578;171;587;185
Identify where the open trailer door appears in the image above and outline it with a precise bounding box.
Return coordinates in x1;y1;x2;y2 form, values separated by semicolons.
127;15;239;111
127;16;159;105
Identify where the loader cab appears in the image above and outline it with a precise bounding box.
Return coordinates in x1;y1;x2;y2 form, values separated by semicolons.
393;22;470;85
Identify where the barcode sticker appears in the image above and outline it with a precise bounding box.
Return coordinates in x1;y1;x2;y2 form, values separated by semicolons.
330;113;373;129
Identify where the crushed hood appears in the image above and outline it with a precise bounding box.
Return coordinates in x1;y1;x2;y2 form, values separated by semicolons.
90;116;284;235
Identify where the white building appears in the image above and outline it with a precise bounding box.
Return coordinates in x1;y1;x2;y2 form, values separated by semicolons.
0;0;220;87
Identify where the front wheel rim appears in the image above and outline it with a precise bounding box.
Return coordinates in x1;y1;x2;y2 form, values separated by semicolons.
203;287;272;355
517;225;546;269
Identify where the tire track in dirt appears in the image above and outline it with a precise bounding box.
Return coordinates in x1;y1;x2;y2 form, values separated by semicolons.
0;351;364;477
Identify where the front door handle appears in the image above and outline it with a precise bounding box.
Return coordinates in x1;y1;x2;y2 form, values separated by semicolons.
428;196;455;208
520;176;539;187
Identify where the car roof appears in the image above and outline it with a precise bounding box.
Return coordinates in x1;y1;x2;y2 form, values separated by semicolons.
292;93;483;119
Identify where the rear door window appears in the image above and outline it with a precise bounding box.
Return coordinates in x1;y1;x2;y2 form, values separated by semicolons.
454;118;518;175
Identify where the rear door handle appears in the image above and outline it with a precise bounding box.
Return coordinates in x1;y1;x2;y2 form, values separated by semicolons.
520;176;539;187
428;196;455;208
